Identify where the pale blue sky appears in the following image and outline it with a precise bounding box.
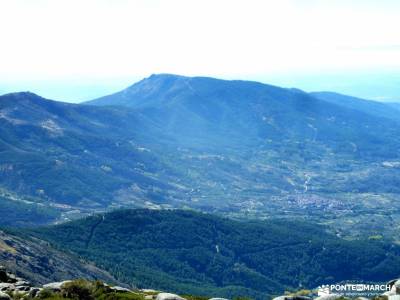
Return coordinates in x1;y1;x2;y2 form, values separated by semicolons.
0;0;399;102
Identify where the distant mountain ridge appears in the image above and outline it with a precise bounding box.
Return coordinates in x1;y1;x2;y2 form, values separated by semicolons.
86;74;287;108
311;91;400;122
86;74;400;153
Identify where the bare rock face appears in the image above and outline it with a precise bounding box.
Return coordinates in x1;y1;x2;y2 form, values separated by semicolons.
42;281;72;292
109;286;132;293
14;280;30;287
156;293;186;300
0;231;120;286
0;283;14;292
28;288;42;298
0;265;35;296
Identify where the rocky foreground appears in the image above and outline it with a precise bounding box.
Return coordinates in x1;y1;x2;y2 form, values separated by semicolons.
0;231;119;286
0;265;229;300
1;265;400;300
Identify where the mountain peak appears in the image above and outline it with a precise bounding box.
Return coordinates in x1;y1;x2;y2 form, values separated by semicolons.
133;73;190;88
2;91;41;97
0;91;45;103
147;73;188;80
86;74;286;109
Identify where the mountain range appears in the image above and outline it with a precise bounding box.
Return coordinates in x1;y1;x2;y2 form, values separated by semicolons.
1;74;400;240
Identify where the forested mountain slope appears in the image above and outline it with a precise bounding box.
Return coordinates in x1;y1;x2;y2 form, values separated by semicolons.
28;209;400;299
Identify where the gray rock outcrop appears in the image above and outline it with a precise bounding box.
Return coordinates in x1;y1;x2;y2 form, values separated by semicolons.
42;280;72;291
110;286;132;293
156;292;186;300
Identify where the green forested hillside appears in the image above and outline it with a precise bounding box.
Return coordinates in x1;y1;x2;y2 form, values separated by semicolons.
27;209;400;299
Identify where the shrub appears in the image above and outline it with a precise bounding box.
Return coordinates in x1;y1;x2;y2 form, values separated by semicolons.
62;279;94;300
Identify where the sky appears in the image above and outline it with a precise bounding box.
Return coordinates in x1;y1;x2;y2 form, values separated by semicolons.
0;0;399;102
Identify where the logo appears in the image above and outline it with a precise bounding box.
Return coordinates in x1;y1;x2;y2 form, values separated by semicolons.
317;285;331;296
317;283;390;297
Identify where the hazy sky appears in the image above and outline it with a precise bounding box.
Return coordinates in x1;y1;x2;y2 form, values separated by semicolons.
0;0;399;102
